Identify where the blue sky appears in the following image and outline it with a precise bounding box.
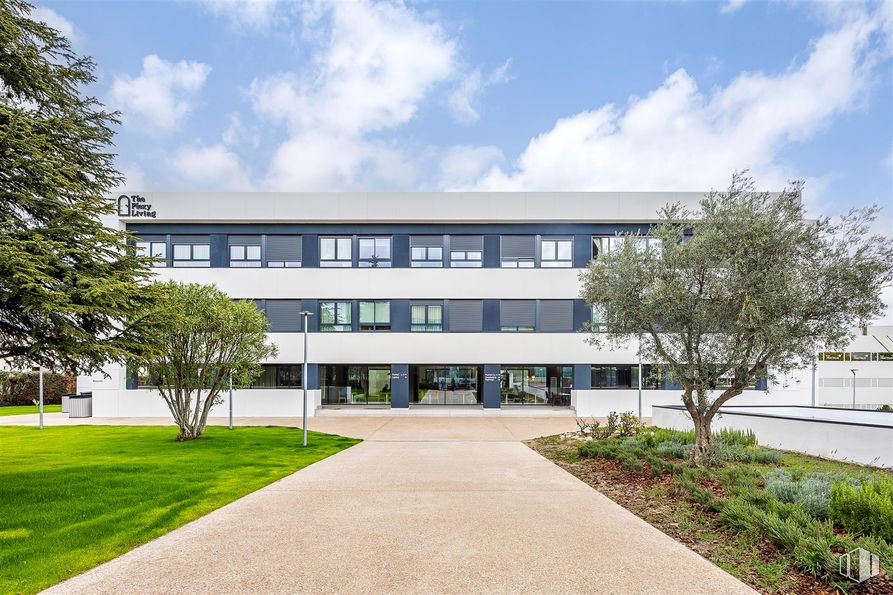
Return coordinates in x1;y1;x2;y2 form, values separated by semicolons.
34;0;892;222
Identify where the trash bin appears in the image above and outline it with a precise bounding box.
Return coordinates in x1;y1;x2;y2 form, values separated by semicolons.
61;393;75;413
69;393;92;418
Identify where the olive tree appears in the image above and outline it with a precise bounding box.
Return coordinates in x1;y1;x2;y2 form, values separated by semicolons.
580;173;893;465
133;282;277;441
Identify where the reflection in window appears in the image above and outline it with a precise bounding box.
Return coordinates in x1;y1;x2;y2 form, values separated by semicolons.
358;237;391;267
591;235;661;259
591;305;608;333
230;244;261;267
412;366;479;404
540;237;573;268
320;237;352;267
250;364;302;388
591;365;637;389
136;241;167;267
411;303;442;332
320;301;352;331
321;365;391;405
359;301;390;331
172;241;210;267
411;236;443;268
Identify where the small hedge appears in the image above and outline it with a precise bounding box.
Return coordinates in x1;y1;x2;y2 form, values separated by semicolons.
830;476;893;542
0;371;75;406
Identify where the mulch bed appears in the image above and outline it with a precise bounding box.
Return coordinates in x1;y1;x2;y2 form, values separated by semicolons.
528;439;893;595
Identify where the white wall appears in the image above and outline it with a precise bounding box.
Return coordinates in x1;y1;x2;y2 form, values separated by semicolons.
154;267;583;299
653;406;893;468
572;386;810;419
90;364;321;418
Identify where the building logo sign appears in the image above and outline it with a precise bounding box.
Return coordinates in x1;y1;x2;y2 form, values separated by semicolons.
117;194;156;218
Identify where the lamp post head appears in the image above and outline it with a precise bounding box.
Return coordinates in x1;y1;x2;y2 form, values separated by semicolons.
300;310;313;317
851;369;858;375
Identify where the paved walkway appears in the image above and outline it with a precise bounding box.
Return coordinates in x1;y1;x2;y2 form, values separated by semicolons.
38;417;752;594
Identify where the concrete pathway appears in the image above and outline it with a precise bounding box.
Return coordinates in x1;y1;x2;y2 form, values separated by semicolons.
40;417;753;594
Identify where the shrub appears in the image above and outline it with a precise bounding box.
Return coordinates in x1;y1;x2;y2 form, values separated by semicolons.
0;371;75;406
718;497;761;532
794;534;836;576
715;428;758;447
714;443;781;465
655;440;691;460
617;411;645;437
830;476;893;542
620;437;644;450
757;512;804;551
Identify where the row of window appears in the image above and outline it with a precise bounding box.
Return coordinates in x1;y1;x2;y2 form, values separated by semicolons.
590;364;763;390
818;351;893;362
135;234;661;269
254;299;587;333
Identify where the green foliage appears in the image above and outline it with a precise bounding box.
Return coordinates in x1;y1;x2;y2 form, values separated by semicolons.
130;282;277;440
617;411;645;436
580;172;893;465
713;443;781;465
655;440;691;460
575;411;643;440
0;370;73;405
0;0;166;372
764;470;843;520
715;428;757;447
830;476;893;541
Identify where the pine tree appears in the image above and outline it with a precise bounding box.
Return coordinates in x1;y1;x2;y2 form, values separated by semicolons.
0;0;163;372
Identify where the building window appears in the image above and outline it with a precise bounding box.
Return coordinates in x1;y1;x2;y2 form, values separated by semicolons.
172;236;210;267
501;235;535;268
135;240;167;267
411;303;443;332
500;300;535;332
449;235;483;268
266;235;302;268
321;365;391;405
540;237;573;268
592;235;661;259
591;305;608;333
320;301;352;331
591;365;638;389
229;236;261;268
358;237;391;267
250;364;302;388
320;237;352;267
411;236;443;268
359;301;390;331
501;366;573;406
448;300;483;332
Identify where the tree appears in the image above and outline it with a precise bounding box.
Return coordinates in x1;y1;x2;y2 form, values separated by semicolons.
0;0;163;373
132;282;277;441
580;173;893;465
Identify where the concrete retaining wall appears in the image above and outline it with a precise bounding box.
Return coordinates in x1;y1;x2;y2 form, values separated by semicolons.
652;405;893;468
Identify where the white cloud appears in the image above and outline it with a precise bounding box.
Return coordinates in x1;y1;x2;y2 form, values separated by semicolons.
448;59;512;124
114;163;146;192
29;6;80;45
720;0;749;15
437;145;504;189
248;0;457;190
171;144;253;190
200;0;280;31
110;55;211;134
466;8;886;193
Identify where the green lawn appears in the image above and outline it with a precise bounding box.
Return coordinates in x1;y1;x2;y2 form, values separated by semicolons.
0;425;359;594
0;404;62;416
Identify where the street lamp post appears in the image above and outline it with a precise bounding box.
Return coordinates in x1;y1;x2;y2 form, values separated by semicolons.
850;369;858;409
228;369;233;430
637;333;643;423
38;365;44;430
300;310;313;447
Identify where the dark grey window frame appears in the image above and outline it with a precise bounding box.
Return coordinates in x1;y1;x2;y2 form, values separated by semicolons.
265;234;302;268
320;236;353;268
359;300;391;331
171;237;210;267
410;236;444;268
320;301;352;331
410;302;443;332
358;236;392;268
500;235;536;268
449;235;483;268
540;236;573;268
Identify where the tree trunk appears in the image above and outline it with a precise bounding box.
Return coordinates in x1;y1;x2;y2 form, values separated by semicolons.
691;413;714;465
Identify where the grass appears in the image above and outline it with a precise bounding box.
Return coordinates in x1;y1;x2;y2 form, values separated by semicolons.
0;425;359;594
0;404;62;416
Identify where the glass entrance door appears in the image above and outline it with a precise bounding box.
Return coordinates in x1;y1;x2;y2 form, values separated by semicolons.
411;366;480;404
501;365;573;405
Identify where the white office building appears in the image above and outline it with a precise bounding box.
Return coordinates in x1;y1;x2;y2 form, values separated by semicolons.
86;192;832;418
